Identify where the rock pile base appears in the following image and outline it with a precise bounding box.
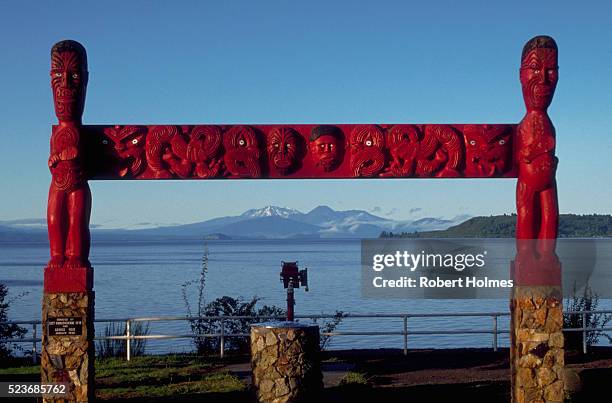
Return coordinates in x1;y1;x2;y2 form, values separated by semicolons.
250;322;322;402
41;292;95;402
511;286;564;403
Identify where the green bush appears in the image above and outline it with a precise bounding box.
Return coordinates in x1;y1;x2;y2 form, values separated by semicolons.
564;283;612;351
339;372;370;386
0;283;27;364
96;321;150;358
182;243;285;355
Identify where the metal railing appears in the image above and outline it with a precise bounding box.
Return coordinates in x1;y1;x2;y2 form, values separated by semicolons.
3;310;610;362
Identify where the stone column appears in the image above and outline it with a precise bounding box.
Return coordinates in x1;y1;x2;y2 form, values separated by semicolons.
510;256;564;403
250;322;322;403
42;268;95;402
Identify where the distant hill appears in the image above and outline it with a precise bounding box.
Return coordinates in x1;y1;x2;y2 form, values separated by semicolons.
380;214;612;238
0;206;467;241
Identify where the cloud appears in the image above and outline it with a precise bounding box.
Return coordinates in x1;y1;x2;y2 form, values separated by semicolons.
370;206;382;213
385;208;398;216
409;207;423;214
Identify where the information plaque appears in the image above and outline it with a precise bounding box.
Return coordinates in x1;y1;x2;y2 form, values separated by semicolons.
47;317;83;336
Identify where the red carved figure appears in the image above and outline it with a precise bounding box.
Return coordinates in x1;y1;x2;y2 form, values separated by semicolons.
350;125;386;177
464;125;512;177
146;125;193;178
309;125;344;172
103;125;146;178
223;125;262;178
47;40;92;270
416;125;462;177
516;36;559;241
267;127;301;175
187;126;223;178
87;123;525;180
383;125;422;177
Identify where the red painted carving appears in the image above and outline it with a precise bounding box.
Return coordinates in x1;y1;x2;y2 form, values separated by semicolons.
85;123;518;179
46;40;92;281
187;125;223;178
516;36;559;241
44;38;560;290
267;127;302;175
464;125;512;177
383;125;421;177
223;125;262;178
103;125;146;177
145;125;193;178
512;240;561;286
309;125;345;173
350;125;386;177
416;125;462;177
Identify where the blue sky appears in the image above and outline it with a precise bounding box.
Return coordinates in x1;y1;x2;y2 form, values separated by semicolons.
1;1;611;227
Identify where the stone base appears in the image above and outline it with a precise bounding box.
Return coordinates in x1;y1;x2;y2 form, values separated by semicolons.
250;322;323;403
42;292;95;402
511;286;564;403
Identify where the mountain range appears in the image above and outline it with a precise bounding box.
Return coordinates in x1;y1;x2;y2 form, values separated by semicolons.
0;206;468;241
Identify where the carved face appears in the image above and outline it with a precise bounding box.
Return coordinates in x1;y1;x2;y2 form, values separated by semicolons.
268;128;300;174
350;125;386;177
103;126;146;177
223;125;262;178
464;125;511;177
310;134;342;172
520;48;558;111
51;48;88;122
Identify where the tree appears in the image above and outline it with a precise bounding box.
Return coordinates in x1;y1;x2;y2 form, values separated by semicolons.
0;283;28;363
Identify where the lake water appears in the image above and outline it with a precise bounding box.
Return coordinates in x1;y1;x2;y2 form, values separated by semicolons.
1;239;610;354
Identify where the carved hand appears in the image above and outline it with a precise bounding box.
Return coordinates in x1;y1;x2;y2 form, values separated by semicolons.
59;146;78;161
48;154;60;168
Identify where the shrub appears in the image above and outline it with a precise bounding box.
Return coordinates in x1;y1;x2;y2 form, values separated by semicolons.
564;282;612;351
315;310;345;350
0;283;28;363
96;321;150;358
339;371;370;386
182;243;285;355
190;296;285;355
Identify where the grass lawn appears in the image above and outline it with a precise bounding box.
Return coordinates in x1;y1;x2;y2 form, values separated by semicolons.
0;355;248;401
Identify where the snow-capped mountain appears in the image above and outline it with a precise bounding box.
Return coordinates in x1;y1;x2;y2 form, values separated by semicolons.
240;206;302;219
0;206;469;240
121;205;466;238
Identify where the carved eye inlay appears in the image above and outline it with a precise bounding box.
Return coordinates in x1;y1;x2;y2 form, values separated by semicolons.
239;139;246;146
131;138;138;145
102;139;109;145
469;140;477;146
55;72;62;77
365;139;373;146
499;139;506;145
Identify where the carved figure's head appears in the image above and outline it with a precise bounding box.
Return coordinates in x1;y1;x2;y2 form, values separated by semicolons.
309;125;344;172
103;126;146;177
51;40;88;123
463;125;512;177
268;127;301;175
520;35;558;112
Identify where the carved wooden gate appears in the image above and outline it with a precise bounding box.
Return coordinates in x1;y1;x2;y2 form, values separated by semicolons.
42;36;562;402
